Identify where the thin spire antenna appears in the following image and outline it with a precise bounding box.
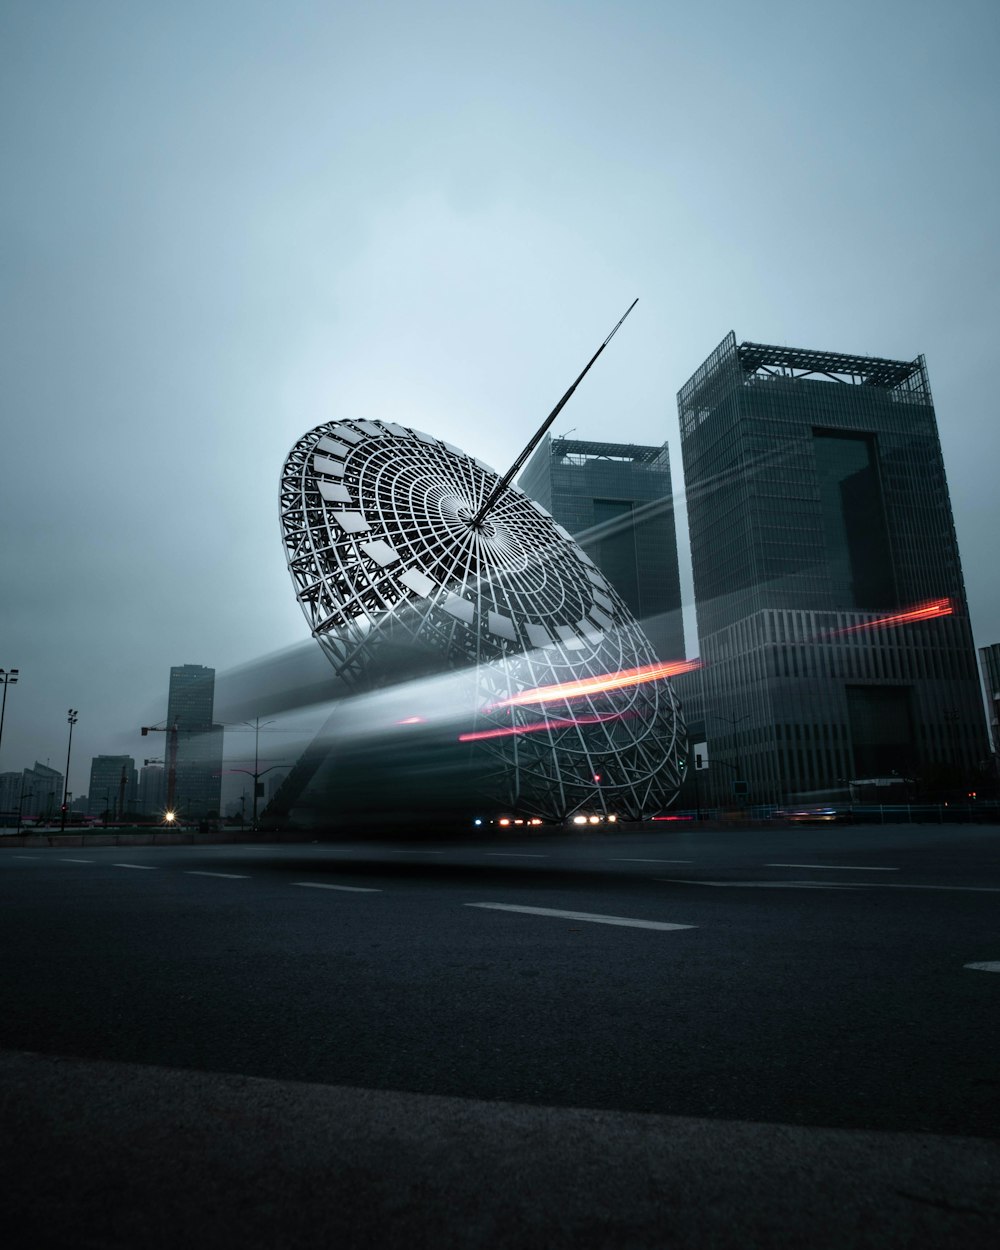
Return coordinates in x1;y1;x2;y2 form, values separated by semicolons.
470;299;638;528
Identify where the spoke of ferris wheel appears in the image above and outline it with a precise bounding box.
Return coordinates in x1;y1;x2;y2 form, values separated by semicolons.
470;298;638;529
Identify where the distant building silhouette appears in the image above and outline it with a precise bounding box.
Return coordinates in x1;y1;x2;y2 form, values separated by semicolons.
166;664;223;819
678;333;988;804
87;755;138;818
519;435;685;662
138;761;166;817
0;772;21;826
19;761;63;821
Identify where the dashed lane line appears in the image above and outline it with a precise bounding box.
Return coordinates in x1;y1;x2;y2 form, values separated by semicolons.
484;852;548;858
59;859;94;864
766;863;899;871
965;962;1000;972
466;903;694;931
839;882;1000;894
112;863;159;870
658;878;857;890
609;857;693;864
185;871;250;879
658;878;1000;894
293;881;382;893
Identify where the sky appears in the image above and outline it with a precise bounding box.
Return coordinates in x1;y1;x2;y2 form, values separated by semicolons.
2;0;999;801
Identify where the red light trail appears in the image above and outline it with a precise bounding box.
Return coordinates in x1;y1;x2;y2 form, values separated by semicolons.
487;658;701;711
827;598;953;637
459;710;632;744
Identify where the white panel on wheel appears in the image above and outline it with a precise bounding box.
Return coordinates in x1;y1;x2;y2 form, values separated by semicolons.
443;595;475;623
361;540;400;568
318;481;352;504
399;568;435;598
331;511;370;534
487;611;517;641
315;437;349;458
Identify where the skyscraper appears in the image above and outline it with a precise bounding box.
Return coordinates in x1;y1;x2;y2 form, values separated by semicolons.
519;434;685;662
166;664;223;820
678;333;988;803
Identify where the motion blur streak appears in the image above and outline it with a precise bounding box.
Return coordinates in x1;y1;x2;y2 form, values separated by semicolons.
827;598;953;636
459;711;630;743
488;659;701;710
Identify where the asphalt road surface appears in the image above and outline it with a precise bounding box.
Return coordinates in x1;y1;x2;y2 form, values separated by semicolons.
2;822;999;1247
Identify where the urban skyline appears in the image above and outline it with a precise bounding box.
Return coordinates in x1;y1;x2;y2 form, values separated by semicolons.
1;350;998;802
4;9;999;1242
3;2;999;800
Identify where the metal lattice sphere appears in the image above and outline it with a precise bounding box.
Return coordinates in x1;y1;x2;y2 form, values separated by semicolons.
280;418;686;820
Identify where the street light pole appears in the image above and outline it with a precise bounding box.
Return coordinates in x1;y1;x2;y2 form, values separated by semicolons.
0;668;19;767
16;784;32;835
242;716;275;832
61;709;78;833
710;712;750;805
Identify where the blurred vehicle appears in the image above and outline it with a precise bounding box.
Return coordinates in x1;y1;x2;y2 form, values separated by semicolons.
777;805;846;824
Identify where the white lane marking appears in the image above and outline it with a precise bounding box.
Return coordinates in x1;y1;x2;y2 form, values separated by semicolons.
293;881;381;893
840;882;1000;894
609;857;693;864
185;871;249;879
60;858;94;864
113;863;159;870
660;878;1000;894
390;849;443;854
484;852;548;858
466;903;694;931
658;879;856;890
965;962;1000;973
766;863;899;871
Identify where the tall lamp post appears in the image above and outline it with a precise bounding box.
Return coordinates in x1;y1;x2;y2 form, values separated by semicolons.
241;717;275;831
61;709;78;832
0;668;19;766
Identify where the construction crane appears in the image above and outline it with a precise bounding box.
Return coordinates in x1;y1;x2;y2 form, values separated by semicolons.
140;721;179;820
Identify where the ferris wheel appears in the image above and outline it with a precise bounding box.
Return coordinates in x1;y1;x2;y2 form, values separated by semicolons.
279;417;687;820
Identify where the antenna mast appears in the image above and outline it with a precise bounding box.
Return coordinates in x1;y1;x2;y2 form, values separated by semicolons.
470;298;638;528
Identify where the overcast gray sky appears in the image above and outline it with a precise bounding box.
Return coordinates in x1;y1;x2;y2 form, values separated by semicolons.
2;0;998;798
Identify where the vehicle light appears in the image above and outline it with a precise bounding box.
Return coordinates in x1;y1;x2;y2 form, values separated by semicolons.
588;815;600;824
573;815;587;825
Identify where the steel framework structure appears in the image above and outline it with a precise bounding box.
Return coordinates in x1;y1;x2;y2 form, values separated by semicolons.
279;419;686;820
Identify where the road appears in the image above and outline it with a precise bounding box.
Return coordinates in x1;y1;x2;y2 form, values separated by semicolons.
2;822;999;1246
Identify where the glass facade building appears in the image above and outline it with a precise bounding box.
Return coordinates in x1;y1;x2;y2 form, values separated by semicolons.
166;664;223;819
678;333;988;803
518;435;685;662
